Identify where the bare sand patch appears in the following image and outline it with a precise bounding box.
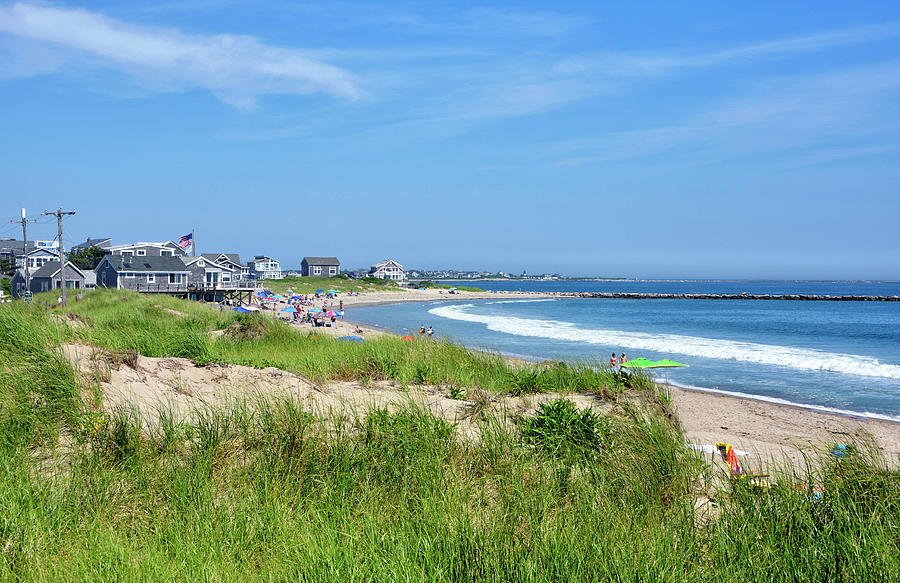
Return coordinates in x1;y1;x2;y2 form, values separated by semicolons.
62;343;609;442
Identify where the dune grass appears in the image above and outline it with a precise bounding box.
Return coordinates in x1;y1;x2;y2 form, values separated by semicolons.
262;274;403;295
0;290;897;581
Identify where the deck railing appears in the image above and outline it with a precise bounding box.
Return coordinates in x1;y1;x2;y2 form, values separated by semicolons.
133;280;261;293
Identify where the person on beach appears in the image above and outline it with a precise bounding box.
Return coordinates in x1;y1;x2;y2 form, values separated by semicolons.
419;324;426;336
427;326;433;339
620;353;627;365
610;353;618;369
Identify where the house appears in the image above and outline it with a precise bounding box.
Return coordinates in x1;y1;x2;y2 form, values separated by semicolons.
301;257;340;277
369;259;406;282
108;241;187;258
95;255;191;291
0;239;59;269
70;237;112;253
10;261;87;298
23;247;60;269
247;256;283;279
181;255;235;286
200;253;247;281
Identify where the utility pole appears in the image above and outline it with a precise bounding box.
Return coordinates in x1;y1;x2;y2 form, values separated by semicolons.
42;208;76;307
9;208;38;291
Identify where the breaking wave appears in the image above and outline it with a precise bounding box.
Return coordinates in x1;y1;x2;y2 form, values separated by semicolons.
428;304;900;380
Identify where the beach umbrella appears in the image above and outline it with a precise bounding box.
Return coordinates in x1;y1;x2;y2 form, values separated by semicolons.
316;289;324;293
308;308;323;313
233;306;251;313
620;357;658;368
327;310;343;317
280;307;294;313
337;336;365;342
652;359;688;400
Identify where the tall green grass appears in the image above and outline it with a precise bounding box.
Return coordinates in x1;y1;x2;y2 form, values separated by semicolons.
0;290;897;581
62;289;634;396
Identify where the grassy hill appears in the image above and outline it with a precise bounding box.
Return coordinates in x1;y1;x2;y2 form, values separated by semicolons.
0;289;896;581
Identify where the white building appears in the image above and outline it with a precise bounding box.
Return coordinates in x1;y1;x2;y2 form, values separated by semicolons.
248;255;283;279
369;259;406;282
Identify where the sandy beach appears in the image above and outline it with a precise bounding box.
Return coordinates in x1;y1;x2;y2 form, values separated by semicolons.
253;288;900;468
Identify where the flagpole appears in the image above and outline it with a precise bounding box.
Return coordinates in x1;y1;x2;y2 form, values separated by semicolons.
192;229;195;257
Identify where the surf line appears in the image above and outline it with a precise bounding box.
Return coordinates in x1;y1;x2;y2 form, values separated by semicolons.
428;304;900;380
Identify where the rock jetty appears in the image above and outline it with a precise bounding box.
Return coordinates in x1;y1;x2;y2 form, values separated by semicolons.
554;292;900;302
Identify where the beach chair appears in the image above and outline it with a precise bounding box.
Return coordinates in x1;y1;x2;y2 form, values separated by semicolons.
716;442;769;487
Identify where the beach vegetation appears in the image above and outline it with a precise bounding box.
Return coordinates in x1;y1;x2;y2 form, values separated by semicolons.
262;275;401;295
0;289;897;581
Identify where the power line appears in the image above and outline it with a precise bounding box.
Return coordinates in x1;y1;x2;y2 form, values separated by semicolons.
9;208;38;291
42;208;76;307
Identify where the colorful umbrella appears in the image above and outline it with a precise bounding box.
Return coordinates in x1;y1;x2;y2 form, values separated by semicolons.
280;307;294;313
233;306;251;312
308;308;323;313
337;336;365;342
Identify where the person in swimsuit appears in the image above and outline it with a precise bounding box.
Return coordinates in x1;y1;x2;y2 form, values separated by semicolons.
610;353;618;369
620;353;627;365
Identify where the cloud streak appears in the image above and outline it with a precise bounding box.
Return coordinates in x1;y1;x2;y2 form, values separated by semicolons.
0;1;360;107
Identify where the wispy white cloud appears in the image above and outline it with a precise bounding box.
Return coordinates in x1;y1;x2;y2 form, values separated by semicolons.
551;62;900;166
0;1;360;107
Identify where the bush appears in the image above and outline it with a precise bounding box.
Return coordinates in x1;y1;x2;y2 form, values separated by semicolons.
521;399;608;460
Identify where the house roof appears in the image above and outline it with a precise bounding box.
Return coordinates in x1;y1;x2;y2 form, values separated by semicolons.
372;259;403;268
30;261;85;279
302;256;340;265
103;255;189;272
72;237;112;250
201;253;241;265
110;241;180;251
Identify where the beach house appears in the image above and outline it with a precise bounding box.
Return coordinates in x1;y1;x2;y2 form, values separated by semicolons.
95;255;191;290
181;255;235;286
301;257;340;277
369;259;406;282
247;256;283;279
200;253;247;281
109;241;187;258
10;261;89;298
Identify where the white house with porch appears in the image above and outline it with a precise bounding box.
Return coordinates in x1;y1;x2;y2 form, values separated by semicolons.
369;259;406;282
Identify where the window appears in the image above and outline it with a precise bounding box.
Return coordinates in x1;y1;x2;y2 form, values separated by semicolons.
169;273;183;284
160;249;173;257
314;266;322;275
136;250;146;256
198;259;204;267
329;267;337;275
122;251;133;258
147;274;155;283
124;272;135;278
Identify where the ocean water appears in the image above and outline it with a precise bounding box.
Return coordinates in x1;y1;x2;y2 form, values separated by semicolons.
349;281;900;421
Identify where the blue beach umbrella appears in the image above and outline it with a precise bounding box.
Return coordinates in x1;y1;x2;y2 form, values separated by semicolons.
233;306;251;312
308;308;323;313
337;336;365;342
316;289;324;293
280;307;295;313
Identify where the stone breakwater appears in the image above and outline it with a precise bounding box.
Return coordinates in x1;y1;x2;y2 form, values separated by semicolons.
550;292;900;301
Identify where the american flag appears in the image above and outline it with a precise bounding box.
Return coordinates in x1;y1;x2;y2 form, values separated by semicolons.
178;233;193;249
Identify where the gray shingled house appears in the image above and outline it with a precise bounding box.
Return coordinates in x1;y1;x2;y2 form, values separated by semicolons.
301;257;340;277
10;261;87;298
95;255;191;291
181;255;236;286
200;253;246;281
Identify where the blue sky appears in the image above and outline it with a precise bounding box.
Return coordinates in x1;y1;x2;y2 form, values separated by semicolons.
1;1;898;278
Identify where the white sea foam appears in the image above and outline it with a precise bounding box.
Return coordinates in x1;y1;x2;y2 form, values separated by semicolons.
428;304;900;381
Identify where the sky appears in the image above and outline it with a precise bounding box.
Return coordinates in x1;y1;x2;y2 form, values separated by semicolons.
1;1;899;279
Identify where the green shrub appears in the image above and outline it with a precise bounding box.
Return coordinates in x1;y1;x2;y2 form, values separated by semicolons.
521;399;608;460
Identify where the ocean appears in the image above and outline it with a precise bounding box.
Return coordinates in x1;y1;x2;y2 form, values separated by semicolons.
349;281;900;421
